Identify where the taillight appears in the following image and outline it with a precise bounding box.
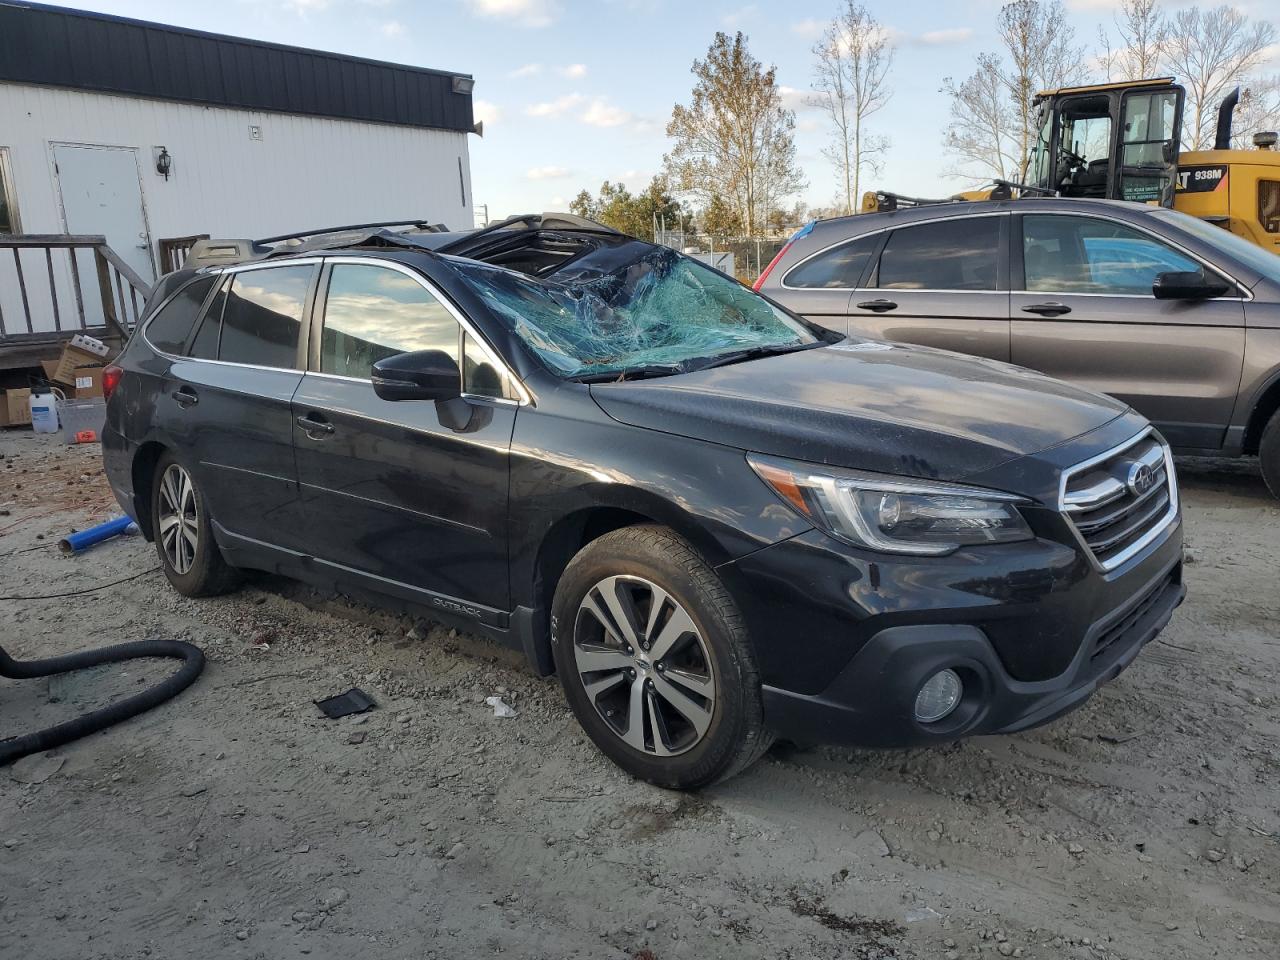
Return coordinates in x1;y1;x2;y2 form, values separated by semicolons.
102;364;124;400
752;241;792;291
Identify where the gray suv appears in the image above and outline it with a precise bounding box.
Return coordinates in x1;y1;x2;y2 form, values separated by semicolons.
757;198;1280;496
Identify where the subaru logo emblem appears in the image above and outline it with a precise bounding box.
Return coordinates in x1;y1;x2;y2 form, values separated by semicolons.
1127;462;1157;496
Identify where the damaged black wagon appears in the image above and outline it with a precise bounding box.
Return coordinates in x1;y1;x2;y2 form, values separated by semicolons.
101;213;1185;789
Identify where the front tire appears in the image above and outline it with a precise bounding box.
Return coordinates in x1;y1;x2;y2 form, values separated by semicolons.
151;453;241;597
551;525;772;789
1260;410;1280;499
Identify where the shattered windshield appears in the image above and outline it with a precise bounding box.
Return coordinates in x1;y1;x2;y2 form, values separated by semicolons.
451;246;818;379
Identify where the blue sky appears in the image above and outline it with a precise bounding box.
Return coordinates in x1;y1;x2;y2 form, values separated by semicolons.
49;0;1280;223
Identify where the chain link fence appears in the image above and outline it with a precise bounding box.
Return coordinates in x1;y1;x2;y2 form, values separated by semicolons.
655;229;790;285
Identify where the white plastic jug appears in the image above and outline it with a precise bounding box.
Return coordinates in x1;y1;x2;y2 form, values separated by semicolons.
30;390;60;433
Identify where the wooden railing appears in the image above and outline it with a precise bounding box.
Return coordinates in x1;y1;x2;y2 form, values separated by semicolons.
158;233;209;274
0;234;153;343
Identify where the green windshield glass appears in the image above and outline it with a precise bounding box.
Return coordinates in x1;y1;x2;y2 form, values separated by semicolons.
453;246;817;377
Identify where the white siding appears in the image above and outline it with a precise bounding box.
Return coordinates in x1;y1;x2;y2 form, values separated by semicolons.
0;82;472;335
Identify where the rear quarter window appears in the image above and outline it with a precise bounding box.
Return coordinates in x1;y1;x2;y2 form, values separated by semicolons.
144;276;216;355
783;233;880;288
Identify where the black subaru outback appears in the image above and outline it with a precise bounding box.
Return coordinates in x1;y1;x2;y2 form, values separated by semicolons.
101;214;1185;788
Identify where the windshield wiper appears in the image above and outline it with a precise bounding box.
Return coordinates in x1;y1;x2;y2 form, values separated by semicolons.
684;342;817;372
568;363;686;384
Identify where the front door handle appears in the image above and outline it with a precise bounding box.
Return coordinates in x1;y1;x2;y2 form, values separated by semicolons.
855;299;898;313
172;387;198;408
296;414;335;437
1021;302;1072;317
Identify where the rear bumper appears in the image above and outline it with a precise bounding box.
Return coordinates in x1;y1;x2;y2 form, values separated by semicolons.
759;557;1184;747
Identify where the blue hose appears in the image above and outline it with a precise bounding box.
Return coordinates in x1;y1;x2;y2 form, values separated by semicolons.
58;515;140;554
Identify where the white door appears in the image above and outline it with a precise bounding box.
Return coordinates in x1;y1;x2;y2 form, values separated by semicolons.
53;144;154;281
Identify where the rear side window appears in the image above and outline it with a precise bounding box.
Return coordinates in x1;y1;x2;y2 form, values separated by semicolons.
219;266;314;368
320;263;460;379
875;218;1001;291
783;233;880;288
187;279;226;360
145;277;216;354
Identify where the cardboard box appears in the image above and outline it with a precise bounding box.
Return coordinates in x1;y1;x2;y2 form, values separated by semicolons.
70;367;104;399
51;342;107;386
40;359;59;383
1;388;32;427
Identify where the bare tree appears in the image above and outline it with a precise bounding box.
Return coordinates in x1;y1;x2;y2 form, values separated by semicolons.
808;2;894;214
942;1;1087;183
1097;0;1168;82
1163;5;1277;149
665;32;806;236
1233;76;1280;148
941;54;1021;181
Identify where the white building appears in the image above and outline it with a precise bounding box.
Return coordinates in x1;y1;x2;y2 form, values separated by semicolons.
0;1;478;341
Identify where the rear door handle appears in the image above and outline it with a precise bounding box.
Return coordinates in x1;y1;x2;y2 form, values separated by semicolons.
855;299;898;313
172;387;198;408
296;414;335;437
1021;302;1072;317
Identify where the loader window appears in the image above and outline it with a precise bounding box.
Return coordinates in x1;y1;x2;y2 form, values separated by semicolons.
1260;181;1280;234
1057;96;1113;199
1119;90;1179;203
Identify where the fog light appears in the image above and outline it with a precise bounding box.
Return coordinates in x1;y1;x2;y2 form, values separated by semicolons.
914;669;962;723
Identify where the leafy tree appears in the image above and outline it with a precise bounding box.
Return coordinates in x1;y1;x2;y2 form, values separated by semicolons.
699;194;743;236
567;177;685;241
664;31;805;235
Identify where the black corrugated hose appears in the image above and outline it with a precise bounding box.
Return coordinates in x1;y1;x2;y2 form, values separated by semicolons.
0;640;205;765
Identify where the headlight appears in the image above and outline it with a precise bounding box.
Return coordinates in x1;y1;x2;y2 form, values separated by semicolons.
748;453;1033;556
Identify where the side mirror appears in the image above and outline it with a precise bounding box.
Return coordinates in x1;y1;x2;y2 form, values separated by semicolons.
372;350;461;401
1152;270;1230;300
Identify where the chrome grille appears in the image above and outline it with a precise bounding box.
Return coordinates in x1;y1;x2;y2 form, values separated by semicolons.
1060;430;1178;571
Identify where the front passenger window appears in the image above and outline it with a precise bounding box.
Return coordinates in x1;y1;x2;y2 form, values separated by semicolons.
321;263;461;379
1023;215;1208;295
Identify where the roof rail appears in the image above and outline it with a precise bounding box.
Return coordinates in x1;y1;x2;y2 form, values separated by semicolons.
256;219;447;245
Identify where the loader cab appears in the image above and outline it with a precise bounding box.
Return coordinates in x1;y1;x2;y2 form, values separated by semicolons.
1029;78;1184;207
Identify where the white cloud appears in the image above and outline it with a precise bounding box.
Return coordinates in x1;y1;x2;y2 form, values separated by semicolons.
527;165;572;180
720;4;758;29
778;85;815;113
283;0;329;14
1065;0;1124;10
379;19;405;37
581;97;632;127
509;63;543;78
467;0;560;28
550;195;566;206
557;63;588;79
473;99;502;127
919;27;973;45
791;18;824;38
525;93;585;118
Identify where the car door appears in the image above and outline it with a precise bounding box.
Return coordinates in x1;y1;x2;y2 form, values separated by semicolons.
290;257;518;617
848;214;1011;361
1010;212;1246;450
161;261;316;548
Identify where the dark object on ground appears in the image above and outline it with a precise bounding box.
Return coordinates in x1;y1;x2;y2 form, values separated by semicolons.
315;687;377;719
0;639;205;765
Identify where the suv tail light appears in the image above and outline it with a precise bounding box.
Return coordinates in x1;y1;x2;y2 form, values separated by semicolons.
102;364;124;400
751;221;815;291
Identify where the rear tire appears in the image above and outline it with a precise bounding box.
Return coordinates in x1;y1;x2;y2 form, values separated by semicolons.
1261;410;1280;500
551;525;772;790
150;453;241;597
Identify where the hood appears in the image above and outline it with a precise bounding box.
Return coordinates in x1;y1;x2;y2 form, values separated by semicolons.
589;340;1129;482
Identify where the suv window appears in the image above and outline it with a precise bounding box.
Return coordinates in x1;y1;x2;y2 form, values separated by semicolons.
218;265;313;368
187;278;226;360
875;217;1000;291
1023;215;1204;294
320;263;460;380
146;276;216;355
783;233;879;288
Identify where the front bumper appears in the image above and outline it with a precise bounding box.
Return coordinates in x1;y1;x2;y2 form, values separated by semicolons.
719;508;1184;748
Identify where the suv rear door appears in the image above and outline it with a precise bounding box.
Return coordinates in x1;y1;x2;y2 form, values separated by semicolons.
289;257;518;618
160;260;316;548
848;214;1011;361
1010;212;1246;450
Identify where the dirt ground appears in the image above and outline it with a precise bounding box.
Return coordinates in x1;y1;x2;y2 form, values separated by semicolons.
0;430;1276;960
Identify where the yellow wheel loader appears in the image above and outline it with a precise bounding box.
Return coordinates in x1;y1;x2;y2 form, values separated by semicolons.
863;77;1280;254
